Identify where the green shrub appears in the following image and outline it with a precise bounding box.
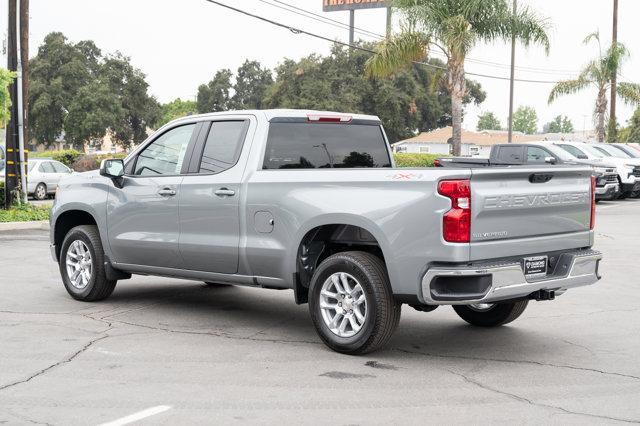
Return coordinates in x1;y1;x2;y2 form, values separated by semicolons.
393;153;445;168
0;204;50;222
32;149;82;168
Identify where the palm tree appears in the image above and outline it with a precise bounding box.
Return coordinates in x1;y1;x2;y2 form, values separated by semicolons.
365;0;550;155
549;32;640;143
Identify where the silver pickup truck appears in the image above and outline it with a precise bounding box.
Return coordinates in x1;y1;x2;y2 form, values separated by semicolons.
50;110;602;354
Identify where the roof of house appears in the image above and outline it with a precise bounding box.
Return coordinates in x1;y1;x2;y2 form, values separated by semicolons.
396;126;541;146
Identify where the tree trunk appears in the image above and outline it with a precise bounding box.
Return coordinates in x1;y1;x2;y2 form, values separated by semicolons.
595;87;608;143
447;57;466;156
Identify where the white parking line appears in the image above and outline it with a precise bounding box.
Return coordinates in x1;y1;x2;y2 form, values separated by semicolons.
99;406;172;426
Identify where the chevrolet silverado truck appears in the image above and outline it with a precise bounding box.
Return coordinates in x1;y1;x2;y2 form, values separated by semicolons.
436;142;620;201
50;110;602;354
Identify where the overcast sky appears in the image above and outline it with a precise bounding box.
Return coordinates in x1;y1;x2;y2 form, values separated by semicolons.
2;0;639;133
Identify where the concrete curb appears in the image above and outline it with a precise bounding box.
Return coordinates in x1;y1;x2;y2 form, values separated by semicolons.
0;220;50;232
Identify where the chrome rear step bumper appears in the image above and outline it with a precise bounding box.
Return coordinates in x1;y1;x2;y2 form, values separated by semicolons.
420;249;602;305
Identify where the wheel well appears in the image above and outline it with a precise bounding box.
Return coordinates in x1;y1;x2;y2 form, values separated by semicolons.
295;224;385;304
54;210;97;259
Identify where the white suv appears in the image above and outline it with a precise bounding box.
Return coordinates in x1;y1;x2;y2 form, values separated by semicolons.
554;141;640;198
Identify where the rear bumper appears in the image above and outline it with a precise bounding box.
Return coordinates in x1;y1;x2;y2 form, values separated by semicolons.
420;249;602;305
595;182;619;200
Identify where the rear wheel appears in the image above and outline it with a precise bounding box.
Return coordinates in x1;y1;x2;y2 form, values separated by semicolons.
308;251;401;355
34;183;47;200
453;301;528;327
59;225;116;301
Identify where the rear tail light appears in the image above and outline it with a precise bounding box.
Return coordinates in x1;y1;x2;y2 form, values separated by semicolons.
438;179;471;243
307;114;352;123
590;175;596;230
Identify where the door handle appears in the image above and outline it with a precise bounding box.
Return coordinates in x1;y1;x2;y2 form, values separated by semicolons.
214;188;235;197
157;187;177;196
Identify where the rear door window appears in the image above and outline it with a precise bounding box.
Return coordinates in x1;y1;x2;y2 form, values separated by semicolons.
263;122;391;169
494;146;523;164
39;162;55;173
198;121;248;174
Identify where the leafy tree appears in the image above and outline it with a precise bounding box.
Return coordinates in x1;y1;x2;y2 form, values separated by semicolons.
231;60;273;110
477;112;502;131
197;69;233;113
620;108;640;142
513;106;538;134
543;115;574;133
64;81;123;149
29;32;158;149
549;31;640;142
157;98;197;127
365;0;549;155
100;53;160;148
29;32;101;145
264;44;485;143
0;68;16;127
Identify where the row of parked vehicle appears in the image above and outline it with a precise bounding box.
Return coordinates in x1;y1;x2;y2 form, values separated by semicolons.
436;141;640;201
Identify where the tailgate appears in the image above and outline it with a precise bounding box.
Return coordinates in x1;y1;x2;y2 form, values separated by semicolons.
469;166;593;260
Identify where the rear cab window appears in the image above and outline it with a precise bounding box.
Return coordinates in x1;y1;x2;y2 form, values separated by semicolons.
262;120;392;169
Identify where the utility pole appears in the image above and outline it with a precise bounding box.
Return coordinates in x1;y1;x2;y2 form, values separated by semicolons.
349;9;355;46
507;0;517;143
386;7;392;38
609;0;618;140
4;0;28;207
5;0;18;208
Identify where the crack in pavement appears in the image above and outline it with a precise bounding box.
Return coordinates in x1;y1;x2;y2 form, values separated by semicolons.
3;408;53;426
446;368;640;424
107;318;320;346
395;347;640;382
0;334;109;392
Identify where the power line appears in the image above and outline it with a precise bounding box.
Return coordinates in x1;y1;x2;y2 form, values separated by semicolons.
204;0;588;84
264;0;581;76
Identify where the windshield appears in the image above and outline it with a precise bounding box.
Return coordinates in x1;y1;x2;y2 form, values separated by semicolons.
595;144;630;158
612;145;639;158
579;144;605;158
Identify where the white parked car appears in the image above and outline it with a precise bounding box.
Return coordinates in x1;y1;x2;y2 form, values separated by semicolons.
27;159;73;200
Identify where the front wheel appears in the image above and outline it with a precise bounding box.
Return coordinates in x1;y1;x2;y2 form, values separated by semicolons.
59;225;117;301
452;301;528;327
308;251;401;355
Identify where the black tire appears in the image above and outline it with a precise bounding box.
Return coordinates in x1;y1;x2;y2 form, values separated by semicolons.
453;301;529;327
34;182;47;200
308;251;401;355
59;225;116;302
618;191;631;200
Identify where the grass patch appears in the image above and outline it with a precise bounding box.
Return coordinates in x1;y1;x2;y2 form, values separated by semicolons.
0;204;51;222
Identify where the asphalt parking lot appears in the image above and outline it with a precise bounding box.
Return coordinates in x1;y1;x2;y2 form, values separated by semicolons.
1;200;639;425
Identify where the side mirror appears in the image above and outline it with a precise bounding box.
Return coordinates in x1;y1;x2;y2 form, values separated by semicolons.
544;156;557;165
100;159;125;188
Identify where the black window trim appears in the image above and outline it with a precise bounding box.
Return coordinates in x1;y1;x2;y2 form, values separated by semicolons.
125;122;203;178
186;119;250;175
